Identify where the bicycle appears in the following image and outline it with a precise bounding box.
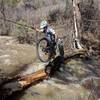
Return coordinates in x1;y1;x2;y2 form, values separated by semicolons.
36;36;65;63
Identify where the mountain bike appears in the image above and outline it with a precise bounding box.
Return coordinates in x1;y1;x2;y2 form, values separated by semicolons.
36;36;65;63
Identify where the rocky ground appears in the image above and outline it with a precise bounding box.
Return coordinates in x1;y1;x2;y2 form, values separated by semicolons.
7;58;100;100
0;36;37;85
0;36;100;100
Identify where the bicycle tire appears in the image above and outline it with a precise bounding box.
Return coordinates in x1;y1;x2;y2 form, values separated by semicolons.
37;38;51;62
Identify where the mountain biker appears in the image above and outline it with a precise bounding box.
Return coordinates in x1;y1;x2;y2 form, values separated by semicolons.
33;20;56;44
33;20;57;53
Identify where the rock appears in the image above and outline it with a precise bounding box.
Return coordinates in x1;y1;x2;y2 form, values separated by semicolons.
0;36;99;100
81;77;100;98
0;44;36;75
0;36;17;45
11;79;90;100
64;58;100;80
0;36;37;85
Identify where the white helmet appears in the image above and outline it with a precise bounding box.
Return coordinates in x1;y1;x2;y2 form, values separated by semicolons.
40;20;48;29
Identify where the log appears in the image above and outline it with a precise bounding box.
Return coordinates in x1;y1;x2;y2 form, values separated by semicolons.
18;69;47;87
0;69;48;99
64;49;88;60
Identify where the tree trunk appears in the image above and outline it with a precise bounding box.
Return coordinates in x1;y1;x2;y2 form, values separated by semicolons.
72;0;82;49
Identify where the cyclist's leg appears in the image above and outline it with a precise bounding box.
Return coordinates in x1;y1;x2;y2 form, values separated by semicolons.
42;37;50;53
46;35;56;56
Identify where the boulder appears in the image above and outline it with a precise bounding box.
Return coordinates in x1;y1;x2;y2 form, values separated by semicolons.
13;79;90;100
0;36;36;85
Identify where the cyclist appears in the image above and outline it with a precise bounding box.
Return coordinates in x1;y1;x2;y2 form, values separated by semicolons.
33;20;57;53
33;20;56;44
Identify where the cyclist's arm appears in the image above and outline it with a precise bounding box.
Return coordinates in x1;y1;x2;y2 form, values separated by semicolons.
32;25;43;33
34;27;43;33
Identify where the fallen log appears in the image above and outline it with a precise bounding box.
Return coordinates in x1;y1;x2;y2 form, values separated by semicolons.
18;69;47;87
0;69;48;99
64;49;88;60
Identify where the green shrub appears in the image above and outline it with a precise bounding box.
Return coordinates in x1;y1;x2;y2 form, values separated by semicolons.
13;19;28;43
5;0;18;6
12;19;36;44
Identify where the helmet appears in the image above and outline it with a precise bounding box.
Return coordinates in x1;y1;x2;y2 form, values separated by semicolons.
40;20;48;29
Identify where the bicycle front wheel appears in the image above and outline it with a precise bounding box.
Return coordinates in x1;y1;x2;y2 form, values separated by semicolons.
37;38;51;62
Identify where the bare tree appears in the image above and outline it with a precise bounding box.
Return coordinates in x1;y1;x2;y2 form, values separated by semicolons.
72;0;83;49
0;0;10;35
